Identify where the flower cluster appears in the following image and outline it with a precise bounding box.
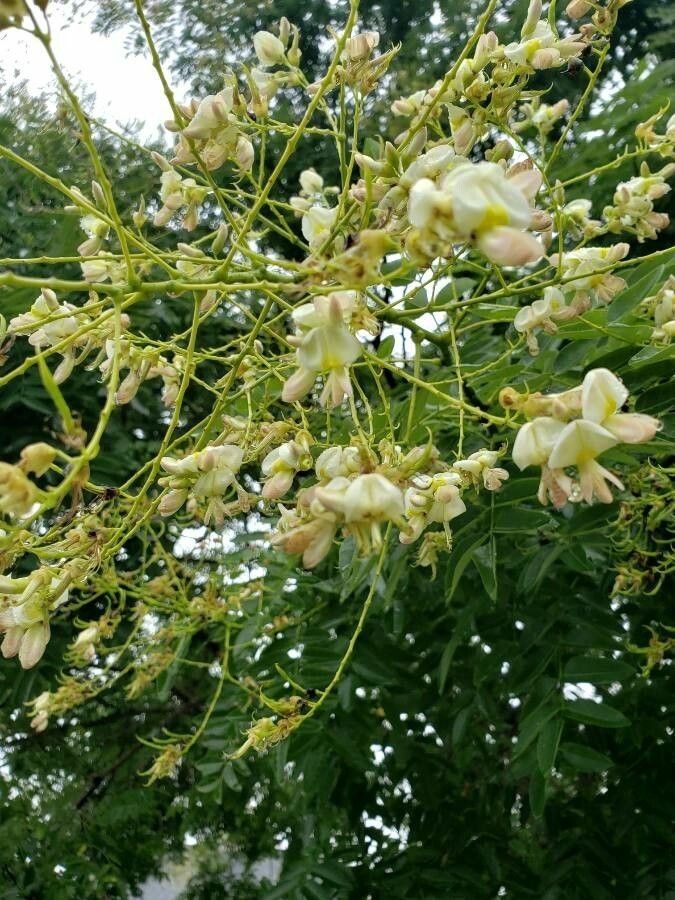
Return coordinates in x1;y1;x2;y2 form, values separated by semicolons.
165;83;254;172
513;98;570;138
642;275;675;343
158;444;247;525
152;153;209;231
508;369;660;506
0;562;84;669
515;241;634;352
391;0;587;148
271;441;507;569
602;163;673;243
407;159;544;266
281;292;365;408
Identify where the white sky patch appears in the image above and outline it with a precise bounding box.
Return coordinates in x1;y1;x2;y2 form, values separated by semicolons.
0;7;171;132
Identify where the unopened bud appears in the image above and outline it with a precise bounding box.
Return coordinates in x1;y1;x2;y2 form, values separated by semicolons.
279;17;291;45
19;443;56;477
151;152;172;172
91;180;106;209
521;0;542;37
254;31;286;67
566;0;591;18
287;28;302;67
486;139;514;162
211;223;229;255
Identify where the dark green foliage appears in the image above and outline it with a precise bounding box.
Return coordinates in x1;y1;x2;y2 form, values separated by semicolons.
0;2;674;898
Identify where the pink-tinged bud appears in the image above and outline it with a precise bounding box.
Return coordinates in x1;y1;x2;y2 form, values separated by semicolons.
532;48;561;69
115;371;142;406
478;227;543;266
54;353;76;384
507;167;543;200
19;622;50;669
262;471;294;500
603;413;661;444
1;626;23;659
235;136;255;171
343;31;379;62
281;367;316;403
566;0;591;18
159;489;189;516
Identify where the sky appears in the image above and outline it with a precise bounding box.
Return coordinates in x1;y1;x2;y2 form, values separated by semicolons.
0;5;172;131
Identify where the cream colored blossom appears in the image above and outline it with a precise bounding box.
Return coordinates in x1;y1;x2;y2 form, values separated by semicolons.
408;161;543;265
253;31;286;67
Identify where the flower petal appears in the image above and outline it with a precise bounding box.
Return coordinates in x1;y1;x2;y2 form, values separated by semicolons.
548;420;617;469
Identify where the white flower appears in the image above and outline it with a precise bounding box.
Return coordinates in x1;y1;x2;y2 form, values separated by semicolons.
253;31;286;67
282;296;362;408
512;417;566;470
301;205;338;250
453;449;509;490
408;161;543;266
401;472;466;544
547;419;621;504
581;369;660;444
399;145;455;188
550;243;630;303
9;289;81;349
182;91;233;140
261;437;313;499
78;213;110;256
514;287;569;353
299;169;324;194
291;292;357;332
315;446;361;481
316;473;404;525
503;20;585;70
158;444;244;520
514;287;566;332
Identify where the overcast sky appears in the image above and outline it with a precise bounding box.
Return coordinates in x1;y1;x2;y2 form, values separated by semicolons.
0;5;172;131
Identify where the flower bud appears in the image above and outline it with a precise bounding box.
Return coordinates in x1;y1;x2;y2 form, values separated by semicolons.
235;136;255;171
254;31;286;67
299;168;324;194
566;0;591;18
521;0;543;37
19;443;56;477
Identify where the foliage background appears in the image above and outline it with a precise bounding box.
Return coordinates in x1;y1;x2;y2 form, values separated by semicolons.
0;0;674;897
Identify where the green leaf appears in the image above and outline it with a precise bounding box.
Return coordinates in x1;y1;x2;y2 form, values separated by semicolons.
635;381;675;414
434;278;477;304
472;539;497;601
529;769;547;818
562;655;634;684
493;507;554;533
559;742;614;772
514;700;561;759
536;718;563;774
607;265;664;322
404;286;428;308
563;699;630;728
517;544;563;592
376;335;395;358
452;704;473;747
445;532;487;602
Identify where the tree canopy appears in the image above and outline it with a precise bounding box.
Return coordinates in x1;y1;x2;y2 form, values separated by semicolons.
0;0;674;897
